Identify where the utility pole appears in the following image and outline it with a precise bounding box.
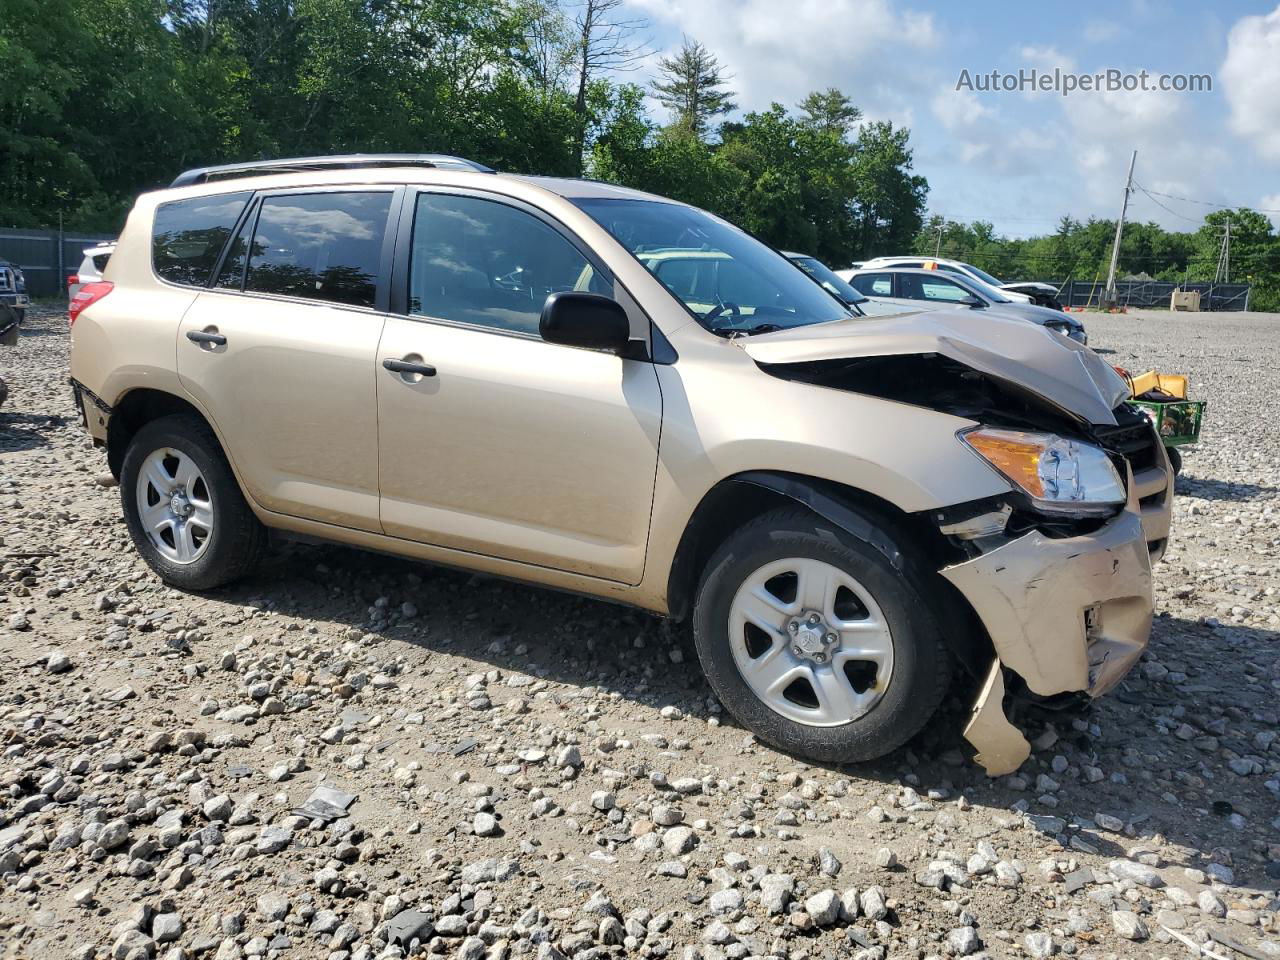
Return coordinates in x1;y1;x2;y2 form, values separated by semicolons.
934;224;943;258
1103;150;1137;307
1214;217;1231;284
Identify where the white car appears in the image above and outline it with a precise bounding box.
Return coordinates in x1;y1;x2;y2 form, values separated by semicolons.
844;267;1087;344
68;242;116;301
842;256;1063;310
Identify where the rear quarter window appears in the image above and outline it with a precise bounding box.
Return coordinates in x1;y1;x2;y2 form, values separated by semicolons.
152;192;252;287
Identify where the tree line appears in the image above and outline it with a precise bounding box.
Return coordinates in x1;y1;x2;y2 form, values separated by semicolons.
915;208;1280;312
0;0;926;267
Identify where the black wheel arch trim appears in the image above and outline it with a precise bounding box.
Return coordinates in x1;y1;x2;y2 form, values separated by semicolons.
668;469;993;683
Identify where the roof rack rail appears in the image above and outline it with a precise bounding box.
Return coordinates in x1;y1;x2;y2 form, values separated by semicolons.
170;154;494;188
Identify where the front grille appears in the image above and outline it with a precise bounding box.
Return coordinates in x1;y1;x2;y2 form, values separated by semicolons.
1093;405;1161;473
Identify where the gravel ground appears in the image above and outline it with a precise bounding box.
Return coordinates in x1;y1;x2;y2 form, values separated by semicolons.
0;305;1277;960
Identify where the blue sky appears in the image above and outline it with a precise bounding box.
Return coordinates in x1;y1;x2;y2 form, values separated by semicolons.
623;0;1280;238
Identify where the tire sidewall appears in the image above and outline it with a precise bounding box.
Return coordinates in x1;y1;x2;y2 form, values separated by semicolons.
120;417;246;589
693;512;945;764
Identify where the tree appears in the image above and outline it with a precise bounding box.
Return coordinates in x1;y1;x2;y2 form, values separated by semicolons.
798;88;861;137
568;0;647;171
650;37;736;138
849;120;928;255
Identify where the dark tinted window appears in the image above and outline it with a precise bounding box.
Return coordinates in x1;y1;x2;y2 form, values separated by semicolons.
409;193;608;335
849;273;893;297
215;214;251;290
245;192;392;308
152;192;251;286
91;254;111;273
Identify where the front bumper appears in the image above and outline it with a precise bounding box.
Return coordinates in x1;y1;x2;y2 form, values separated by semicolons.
941;487;1154;775
0;293;30;309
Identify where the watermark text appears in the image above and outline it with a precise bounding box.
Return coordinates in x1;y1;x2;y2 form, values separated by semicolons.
956;67;1212;96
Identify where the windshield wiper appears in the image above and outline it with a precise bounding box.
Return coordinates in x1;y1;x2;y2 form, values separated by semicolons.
723;322;783;338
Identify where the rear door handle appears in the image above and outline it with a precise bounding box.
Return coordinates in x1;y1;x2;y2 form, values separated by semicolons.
187;330;227;346
382;358;437;377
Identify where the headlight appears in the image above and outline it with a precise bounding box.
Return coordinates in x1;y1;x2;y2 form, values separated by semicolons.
960;427;1126;515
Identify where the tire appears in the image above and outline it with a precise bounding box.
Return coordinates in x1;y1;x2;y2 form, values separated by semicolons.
692;506;951;765
0;376;7;409
120;414;265;589
1166;446;1182;476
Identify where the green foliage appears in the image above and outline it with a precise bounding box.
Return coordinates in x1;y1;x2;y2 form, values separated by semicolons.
650;38;736;138
0;0;929;266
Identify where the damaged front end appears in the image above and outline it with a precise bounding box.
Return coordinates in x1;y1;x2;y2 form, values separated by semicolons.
937;473;1153;774
742;313;1170;775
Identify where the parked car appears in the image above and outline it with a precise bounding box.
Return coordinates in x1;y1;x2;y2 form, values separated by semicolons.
843;256;1063;310
0;258;30;323
0;302;18;408
845;267;1087;344
68;242;116;301
69;153;1172;775
783;252;914;317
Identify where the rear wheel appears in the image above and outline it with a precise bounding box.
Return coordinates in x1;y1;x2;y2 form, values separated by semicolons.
692;507;951;764
1167;446;1182;476
120;414;264;589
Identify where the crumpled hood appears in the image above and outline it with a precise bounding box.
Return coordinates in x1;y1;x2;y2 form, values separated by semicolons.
740;309;1129;425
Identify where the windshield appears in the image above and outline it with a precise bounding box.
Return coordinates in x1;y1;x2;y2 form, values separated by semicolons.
791;256;912;318
790;256;864;303
573;198;850;335
961;262;1005;287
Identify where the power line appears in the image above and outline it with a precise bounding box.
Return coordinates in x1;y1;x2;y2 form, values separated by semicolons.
1132;183;1280;216
1132;184;1203;224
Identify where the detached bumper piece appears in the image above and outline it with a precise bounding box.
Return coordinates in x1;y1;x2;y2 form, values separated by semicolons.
943;490;1154;775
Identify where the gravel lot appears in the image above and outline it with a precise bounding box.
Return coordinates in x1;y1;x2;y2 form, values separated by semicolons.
1;305;1277;960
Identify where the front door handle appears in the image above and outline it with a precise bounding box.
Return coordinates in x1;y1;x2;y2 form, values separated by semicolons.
187;330;227;346
382;358;437;377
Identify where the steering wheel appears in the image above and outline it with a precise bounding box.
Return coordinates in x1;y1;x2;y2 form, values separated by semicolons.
703;301;741;325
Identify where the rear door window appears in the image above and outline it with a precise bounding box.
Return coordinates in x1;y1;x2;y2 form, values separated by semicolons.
849;273;893;297
153;192;252;287
244;192;393;309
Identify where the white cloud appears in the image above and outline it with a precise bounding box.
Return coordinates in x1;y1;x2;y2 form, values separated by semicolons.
1263;194;1280;231
628;0;938;118
1084;20;1121;43
931;88;992;131
1221;5;1280;160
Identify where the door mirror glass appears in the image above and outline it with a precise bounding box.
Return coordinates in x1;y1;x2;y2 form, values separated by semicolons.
960;294;985;308
539;292;631;354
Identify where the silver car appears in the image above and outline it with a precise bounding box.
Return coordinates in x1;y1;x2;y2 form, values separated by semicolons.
846;267;1087;344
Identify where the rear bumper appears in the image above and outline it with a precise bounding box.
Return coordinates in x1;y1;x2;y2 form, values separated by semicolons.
941;486;1154;775
70;378;111;443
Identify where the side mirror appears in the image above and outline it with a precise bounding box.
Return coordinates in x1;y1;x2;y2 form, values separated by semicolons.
539;292;632;355
960;295;985;308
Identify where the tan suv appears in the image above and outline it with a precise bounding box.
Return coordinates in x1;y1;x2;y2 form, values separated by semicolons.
69;154;1173;774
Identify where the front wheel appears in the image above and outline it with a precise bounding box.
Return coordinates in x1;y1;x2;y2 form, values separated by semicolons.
120;414;265;590
692;507;951;764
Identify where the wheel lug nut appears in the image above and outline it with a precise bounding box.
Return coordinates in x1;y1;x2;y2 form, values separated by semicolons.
814;653;826;662
787;622;799;634
825;633;837;644
808;613;821;625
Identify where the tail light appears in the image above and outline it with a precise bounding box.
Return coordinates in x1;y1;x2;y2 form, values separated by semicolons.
67;274;79;288
69;281;113;326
